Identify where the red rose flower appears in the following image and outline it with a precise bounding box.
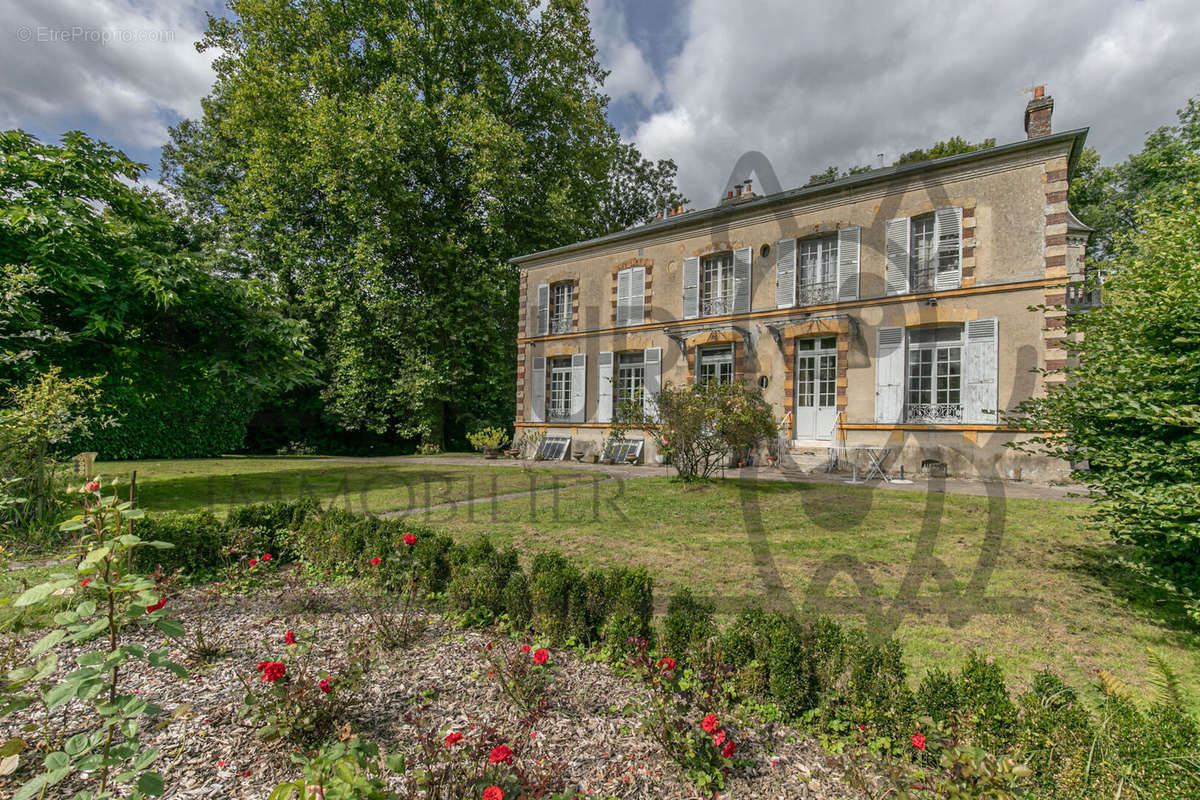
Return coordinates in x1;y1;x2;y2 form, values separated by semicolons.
722;740;736;758
285;630;296;645
146;597;166;613
444;732;463;746
701;713;719;734
482;787;504;800
248;558;257;567
262;553;272;561
521;644;531;652
657;657;675;671
80;579;91;587
84;480;100;493
488;744;513;765
533;648;549;665
711;729;725;746
318;678;332;694
911;733;926;751
257;661;286;683
370;557;382;566
403;533;417;546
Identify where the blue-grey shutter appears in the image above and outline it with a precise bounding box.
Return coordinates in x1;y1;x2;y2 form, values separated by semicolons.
643;346;662;418
733;246;752;314
683;256;700;319
629;266;646;325
536;283;550;335
529;356;546;423
885;218;910;296
874;326;905;423
837;226;860;301
934;207;963;291
776;238;796;308
964;318;998;423
597;351;614;423
616;270;631;327
570;353;587;423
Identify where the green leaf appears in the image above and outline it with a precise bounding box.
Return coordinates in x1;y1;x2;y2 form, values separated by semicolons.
29;629;67;659
132;747;160;771
12;772;51;800
43;681;77;709
137;771;165;795
154;618;184;639
44;750;69;770
83;546;110;565
15;579;73;607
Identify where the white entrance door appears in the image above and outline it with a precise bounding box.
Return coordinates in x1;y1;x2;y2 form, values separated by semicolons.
794;336;838;441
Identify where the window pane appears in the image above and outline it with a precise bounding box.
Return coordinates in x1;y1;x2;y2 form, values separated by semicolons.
910;215;936;291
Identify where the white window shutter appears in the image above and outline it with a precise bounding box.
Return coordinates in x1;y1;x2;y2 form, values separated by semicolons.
630;266;646;325
775;238;796;308
964;318;998;423
643;346;662;419
616;270;630;327
934;206;963;291
536;283;550;335
885;218;910;296
570;353;587;423
597;351;614;423
874;326;905;423
529;356;546;423
733;246;752;314
837;227;860;301
683;256;700;319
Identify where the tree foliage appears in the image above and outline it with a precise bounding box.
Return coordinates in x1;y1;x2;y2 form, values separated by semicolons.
162;0;683;449
893;135;997;166
0;129;315;459
1010;166;1200;621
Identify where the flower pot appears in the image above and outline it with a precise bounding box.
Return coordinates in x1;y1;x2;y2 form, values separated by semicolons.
655;454;665;465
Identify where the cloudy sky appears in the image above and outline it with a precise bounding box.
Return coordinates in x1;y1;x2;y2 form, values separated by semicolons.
3;0;1198;206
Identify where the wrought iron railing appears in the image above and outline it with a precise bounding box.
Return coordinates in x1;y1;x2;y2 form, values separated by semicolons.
906;403;963;424
549;314;572;334
701;296;732;317
1065;281;1101;311
797;280;837;307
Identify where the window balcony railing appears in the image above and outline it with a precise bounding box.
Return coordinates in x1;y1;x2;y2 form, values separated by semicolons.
797;280;838;307
1065;281;1101;312
547;408;572;423
906;403;963;424
549;314;572;334
701;296;732;317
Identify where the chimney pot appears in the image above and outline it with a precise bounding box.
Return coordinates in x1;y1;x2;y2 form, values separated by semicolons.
1033;85;1044;99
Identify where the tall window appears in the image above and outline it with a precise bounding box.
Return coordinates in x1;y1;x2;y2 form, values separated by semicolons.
910;214;937;292
550;281;573;334
906;326;962;423
797;235;838;306
697;344;734;384
616;351;645;410
700;252;734;316
548;357;572;421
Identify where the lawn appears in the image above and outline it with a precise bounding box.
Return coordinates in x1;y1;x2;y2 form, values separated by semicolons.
93;456;604;517
421;475;1200;716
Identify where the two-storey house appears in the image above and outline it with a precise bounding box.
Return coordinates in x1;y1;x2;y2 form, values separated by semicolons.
511;90;1092;480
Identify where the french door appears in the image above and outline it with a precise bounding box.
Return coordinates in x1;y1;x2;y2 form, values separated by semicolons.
794;336;838;440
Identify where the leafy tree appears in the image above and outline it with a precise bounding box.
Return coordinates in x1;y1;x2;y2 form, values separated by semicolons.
162;0;683;450
893;135;996;165
0;129;315;459
1009;164;1200;622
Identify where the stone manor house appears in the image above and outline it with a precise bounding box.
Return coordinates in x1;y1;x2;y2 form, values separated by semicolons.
511;90;1093;480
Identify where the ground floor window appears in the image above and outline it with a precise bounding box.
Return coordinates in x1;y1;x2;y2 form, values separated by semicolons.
548;357;572;422
616;351;645;409
906;326;962;423
697;344;734;384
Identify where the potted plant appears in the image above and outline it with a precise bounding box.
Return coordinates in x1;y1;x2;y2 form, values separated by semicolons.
468;426;509;459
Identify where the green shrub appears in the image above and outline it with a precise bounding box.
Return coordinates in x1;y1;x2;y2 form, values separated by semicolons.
502;571;533;631
227;497;322;558
661;588;715;664
958;652;1017;751
408;531;454;595
715;606;773;698
1014;672;1094;796
447;536;521;625
529;550;583;643
843;635;915;740
764;614;821;718
603;567;654;643
917;666;962;726
132;511;228;575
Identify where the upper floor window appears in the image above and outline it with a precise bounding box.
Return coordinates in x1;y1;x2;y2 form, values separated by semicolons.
885;207;962;296
549;281;573;334
616;351;645;409
697;344;734;385
797;235;838;306
700;252;734;317
905;325;962;423
547;356;573;422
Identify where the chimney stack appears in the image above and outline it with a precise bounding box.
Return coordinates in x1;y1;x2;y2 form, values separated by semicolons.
1024;85;1053;139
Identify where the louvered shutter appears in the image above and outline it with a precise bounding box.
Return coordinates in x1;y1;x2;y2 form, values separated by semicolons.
529;356;546;423
733;246;752;314
837;227;860;301
682;256;700;319
643;346;662;418
775;238;796;308
597;351;614;423
874;326;905;423
629;266;646;325
934;207;963;291
885;218;910;296
569;353;587;423
616;270;631;327
964;318;998;423
536;283;550;335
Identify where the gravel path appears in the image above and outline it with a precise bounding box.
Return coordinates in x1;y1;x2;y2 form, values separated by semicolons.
3;581;856;800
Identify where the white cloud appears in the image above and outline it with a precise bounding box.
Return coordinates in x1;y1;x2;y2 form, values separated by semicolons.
588;0;663;108
628;0;1200;207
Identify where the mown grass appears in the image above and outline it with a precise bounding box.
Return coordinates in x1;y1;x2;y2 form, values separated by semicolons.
92;456;604;517
420;475;1200;716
